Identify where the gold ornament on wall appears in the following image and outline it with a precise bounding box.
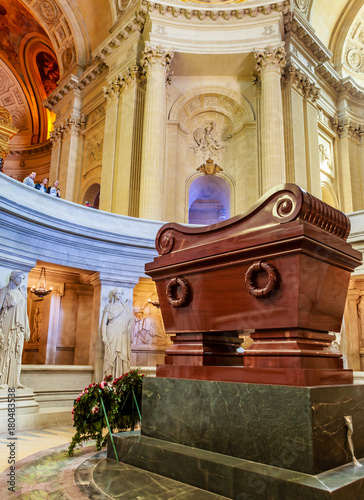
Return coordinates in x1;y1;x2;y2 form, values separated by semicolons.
197;158;223;175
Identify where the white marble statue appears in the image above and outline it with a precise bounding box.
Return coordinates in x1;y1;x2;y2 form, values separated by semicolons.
101;288;132;379
0;271;30;388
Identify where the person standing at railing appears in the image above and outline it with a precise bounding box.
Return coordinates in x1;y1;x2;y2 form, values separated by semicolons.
35;177;48;193
23;172;36;187
47;180;61;197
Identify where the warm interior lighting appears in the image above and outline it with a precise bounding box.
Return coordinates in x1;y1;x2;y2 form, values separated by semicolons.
46;109;56;140
30;267;53;298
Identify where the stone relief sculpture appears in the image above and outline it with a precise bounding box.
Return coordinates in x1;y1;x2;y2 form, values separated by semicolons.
319;143;333;174
0;271;30;388
190;121;226;156
30;301;43;343
101;289;132;379
133;292;169;346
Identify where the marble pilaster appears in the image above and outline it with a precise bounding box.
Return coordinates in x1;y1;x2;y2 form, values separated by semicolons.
342;285;362;371
139;44;174;220
255;45;286;194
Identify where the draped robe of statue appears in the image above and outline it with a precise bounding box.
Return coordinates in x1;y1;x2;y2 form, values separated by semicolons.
0;272;30;388
102;293;131;379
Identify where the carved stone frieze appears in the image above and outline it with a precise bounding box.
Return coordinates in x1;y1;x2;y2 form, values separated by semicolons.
140;0;290;22
282;64;321;103
50;114;86;142
103;65;144;100
255;45;286;74
140;44;174;77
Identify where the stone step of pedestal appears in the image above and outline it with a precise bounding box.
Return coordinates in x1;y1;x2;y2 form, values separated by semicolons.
108;431;364;500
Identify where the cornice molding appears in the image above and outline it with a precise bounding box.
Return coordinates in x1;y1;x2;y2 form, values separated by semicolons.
44;63;107;110
94;13;146;62
9;141;52;157
283;10;332;63
315;63;364;100
141;0;290;22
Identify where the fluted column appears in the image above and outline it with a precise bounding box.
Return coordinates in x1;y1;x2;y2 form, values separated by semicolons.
255;45;286;193
139;44;174;220
0;107;18;173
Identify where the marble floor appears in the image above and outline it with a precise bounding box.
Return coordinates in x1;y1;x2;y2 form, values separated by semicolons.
0;427;228;499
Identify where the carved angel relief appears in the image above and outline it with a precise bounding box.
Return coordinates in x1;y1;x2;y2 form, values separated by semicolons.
190;121;232;157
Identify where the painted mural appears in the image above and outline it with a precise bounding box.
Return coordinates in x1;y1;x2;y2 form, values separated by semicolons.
0;1;47;81
36;52;60;96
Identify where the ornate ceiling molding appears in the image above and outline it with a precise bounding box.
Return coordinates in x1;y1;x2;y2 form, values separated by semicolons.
140;0;290;22
9;141;52;157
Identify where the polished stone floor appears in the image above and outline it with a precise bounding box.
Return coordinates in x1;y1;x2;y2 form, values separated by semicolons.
0;427;228;499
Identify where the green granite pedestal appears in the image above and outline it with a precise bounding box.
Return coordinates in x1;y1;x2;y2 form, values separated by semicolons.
108;378;364;499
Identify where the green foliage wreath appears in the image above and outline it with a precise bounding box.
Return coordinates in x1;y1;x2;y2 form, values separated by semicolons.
68;369;144;456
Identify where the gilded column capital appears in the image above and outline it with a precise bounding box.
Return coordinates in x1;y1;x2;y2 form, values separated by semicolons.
255;44;286;75
140;43;174;77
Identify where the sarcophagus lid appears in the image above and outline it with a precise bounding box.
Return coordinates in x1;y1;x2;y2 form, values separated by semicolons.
145;184;361;335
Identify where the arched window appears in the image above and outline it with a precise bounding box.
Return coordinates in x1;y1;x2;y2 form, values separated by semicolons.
188;175;230;225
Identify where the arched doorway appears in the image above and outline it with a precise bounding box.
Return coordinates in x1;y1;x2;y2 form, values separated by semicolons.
188;175;230;225
82;183;100;209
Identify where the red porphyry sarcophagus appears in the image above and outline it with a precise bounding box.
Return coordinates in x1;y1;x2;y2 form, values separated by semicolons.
145;184;362;386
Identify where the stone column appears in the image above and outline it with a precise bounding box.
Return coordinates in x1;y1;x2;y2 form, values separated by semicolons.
0;107;18;173
102;66;145;217
255;45;286;194
281;65;321;196
50;114;85;202
139;44;174;220
333;117;364;213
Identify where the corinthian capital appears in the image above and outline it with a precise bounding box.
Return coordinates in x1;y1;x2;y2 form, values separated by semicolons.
140;43;174;75
255;44;286;74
